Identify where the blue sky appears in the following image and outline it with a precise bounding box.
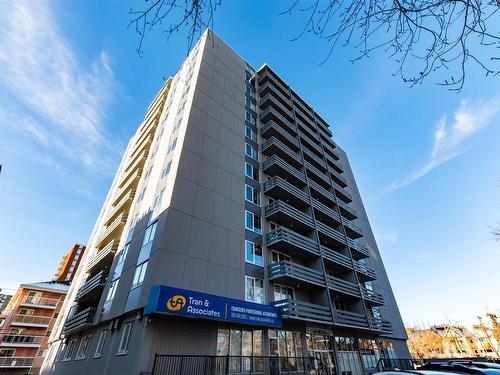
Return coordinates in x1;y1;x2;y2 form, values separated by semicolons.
0;1;498;327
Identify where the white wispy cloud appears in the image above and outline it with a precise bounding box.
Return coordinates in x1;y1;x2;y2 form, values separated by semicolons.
0;0;119;175
384;98;500;193
374;229;398;243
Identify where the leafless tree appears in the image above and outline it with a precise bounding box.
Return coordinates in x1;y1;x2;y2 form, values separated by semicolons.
128;0;220;57
129;0;500;91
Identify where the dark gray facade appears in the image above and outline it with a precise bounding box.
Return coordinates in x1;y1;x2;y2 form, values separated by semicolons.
41;30;409;375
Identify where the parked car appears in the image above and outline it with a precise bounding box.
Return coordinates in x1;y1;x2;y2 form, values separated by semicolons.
373;371;465;375
420;362;500;375
448;362;500;371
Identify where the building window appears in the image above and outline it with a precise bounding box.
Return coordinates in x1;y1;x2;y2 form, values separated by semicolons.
245;143;258;160
245;240;263;266
245;210;261;234
132;262;148;288
106;279;119;302
245;276;264;304
273;284;294;301
117;322;133;355
75;335;91;359
245;85;255;99
245;98;256;111
0;349;15;357
245;185;260;205
245;111;256;125
160;162;171;178
217;328;263;372
63;338;78;361
271;251;291;264
245;126;256;142
152;190;164;209
167;138;178;154
137;187;146;202
245;162;258;181
94;330;107;358
142;222;157;247
116;244;129;264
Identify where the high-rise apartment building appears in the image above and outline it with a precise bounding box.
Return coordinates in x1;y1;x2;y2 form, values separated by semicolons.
0;290;12;313
41;30;409;375
53;244;86;283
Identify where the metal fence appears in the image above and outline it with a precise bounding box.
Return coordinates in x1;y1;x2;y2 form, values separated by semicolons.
151;355;329;375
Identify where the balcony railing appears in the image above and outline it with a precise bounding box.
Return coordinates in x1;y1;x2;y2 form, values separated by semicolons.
75;269;108;303
266;227;319;258
124;148;148;175
347;239;370;258
21;296;58;309
260;107;297;135
269;261;325;287
272;298;332;324
330;168;348;187
316;221;346;246
86;239;119;274
321;246;353;269
334;309;369;329
337;200;357;220
63;307;96;334
265;201;314;233
263;176;309;208
302;147;327;173
118;163;142;190
260;121;299;150
259;81;292;109
260;93;294;122
369;317;393;333
258;69;290;100
95;211;128;248
327;276;361;297
354;262;377;280
361;288;385;305
333;181;353;203
311;199;341;226
11;314;51;327
0;357;34;368
1;334;43;347
262;137;302;168
262;156;306;187
342;218;363;238
305;161;331;188
105;188;136;227
323;141;341;161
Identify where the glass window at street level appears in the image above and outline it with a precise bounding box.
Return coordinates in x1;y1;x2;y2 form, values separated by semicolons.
358;339;380;369
217;328;263;372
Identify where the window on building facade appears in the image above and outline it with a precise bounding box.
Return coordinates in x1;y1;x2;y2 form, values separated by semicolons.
117;323;132;355
63;338;78;360
245;143;258;160
94;330;107;358
273;284;294;301
0;349;15;357
358;339;380;369
245;85;255;99
160;162;171;178
131;262;148;288
245;111;256;125
152;190;164;209
142;222;157;247
75;335;91;359
268;330;304;371
217;328;264;372
245;240;263;266
105;279;119;302
245;162;258;181
245;98;256;111
245;185;260;205
245;126;256;142
245;276;264;304
116;244;129;265
245;210;261;234
271;251;291;263
167;138;177;154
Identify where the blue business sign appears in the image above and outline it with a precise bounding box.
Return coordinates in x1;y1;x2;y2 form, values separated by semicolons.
145;285;282;328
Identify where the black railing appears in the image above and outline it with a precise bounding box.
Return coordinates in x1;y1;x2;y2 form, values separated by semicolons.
152;355;329;375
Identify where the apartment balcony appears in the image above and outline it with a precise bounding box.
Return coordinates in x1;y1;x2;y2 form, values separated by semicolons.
311;199;341;228
260;93;294;123
260;107;297;136
325;153;344;176
95;211;128;249
265;201;314;234
62;307;96;334
297;119;319;144
308;179;336;207
272;298;332;324
266;227;320;259
321;246;353;270
269;261;325;288
334;309;370;329
305;161;331;189
354;262;377;281
330;168;348;188
337;200;357;220
74;269;108;304
299;128;323;155
302;146;327;173
124;149;149;176
117;166;142;191
260;121;299;150
315;221;347;247
258;69;290;100
258;81;292;110
369;317;393;333
105;188;136;227
361;288;385;306
1;334;43;348
0;357;34;369
342;218;363;239
333;181;353;203
262;156;306;187
86;239;119;274
347;239;370;259
263;176;309;208
262;137;302;169
318;120;333;137
130;131;154;162
11;314;50;328
327;276;361;298
20;296;59;309
323;141;341;161
293;100;315;126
